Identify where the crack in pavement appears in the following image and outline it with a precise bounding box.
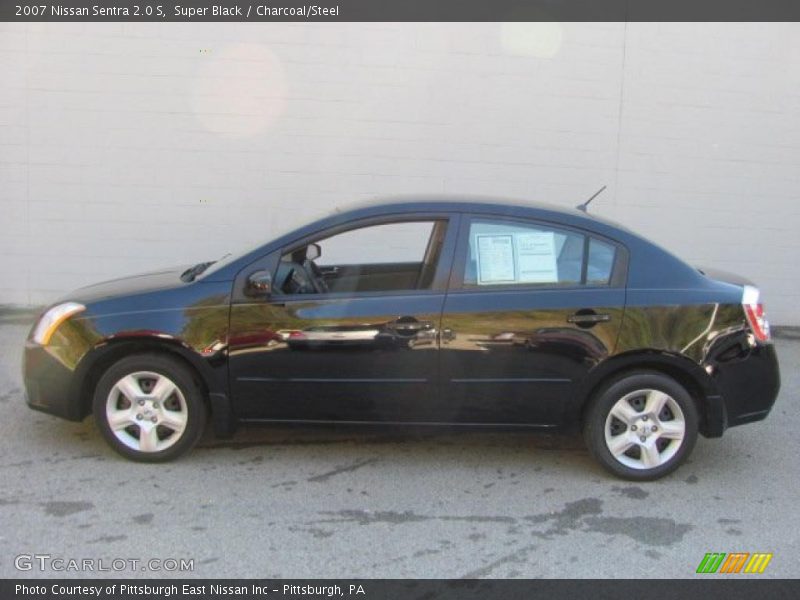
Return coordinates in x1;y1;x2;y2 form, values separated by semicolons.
312;510;517;526
307;458;379;483
41;501;95;517
460;543;538;578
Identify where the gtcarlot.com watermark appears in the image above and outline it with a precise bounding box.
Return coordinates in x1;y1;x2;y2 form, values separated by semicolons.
14;553;194;573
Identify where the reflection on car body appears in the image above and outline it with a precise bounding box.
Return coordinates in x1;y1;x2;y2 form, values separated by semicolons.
286;325;381;349
22;197;780;480
286;317;438;351
520;327;609;363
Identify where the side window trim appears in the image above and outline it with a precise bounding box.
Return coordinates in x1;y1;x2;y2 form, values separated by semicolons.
580;235;590;285
448;213;627;293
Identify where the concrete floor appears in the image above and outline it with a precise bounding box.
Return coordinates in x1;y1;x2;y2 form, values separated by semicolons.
0;313;797;579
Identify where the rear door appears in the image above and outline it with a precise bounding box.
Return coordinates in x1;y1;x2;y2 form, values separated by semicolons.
439;213;627;426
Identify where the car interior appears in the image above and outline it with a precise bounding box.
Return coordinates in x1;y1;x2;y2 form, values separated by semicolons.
275;220;448;295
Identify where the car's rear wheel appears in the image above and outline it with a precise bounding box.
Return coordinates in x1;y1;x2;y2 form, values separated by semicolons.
92;354;205;462
583;371;698;480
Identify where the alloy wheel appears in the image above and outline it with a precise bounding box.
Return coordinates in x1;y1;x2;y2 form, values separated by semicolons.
603;388;686;470
105;371;188;453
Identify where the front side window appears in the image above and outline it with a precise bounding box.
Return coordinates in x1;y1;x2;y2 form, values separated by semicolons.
462;219;615;288
276;220;446;295
318;221;434;266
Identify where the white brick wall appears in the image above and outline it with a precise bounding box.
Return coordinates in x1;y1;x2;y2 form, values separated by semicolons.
1;22;798;323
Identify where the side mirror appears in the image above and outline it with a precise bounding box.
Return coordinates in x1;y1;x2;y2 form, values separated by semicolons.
245;270;272;297
306;243;321;261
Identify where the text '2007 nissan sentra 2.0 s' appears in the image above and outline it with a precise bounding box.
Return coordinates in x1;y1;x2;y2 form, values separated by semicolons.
23;197;780;480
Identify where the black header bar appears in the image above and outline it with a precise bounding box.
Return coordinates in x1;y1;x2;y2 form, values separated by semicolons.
3;0;800;22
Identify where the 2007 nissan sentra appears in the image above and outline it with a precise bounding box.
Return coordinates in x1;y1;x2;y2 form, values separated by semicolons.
22;198;780;480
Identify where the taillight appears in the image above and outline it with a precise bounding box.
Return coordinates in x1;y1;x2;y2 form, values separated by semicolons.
742;285;771;342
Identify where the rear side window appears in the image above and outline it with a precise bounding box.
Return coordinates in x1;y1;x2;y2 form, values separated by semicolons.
462;219;616;288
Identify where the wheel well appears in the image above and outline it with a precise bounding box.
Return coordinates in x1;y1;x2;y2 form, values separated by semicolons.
580;361;709;432
77;341;211;419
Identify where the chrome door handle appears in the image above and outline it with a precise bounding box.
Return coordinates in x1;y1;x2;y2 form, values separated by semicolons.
567;313;611;325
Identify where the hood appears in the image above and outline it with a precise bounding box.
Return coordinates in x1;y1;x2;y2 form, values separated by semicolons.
61;265;191;305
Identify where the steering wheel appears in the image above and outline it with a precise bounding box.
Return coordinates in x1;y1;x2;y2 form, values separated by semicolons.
304;259;330;294
281;267;314;295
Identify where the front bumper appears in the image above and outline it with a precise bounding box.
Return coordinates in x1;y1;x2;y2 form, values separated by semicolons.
23;341;83;421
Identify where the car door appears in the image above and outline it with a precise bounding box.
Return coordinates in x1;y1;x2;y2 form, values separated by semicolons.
439;213;627;426
228;213;459;423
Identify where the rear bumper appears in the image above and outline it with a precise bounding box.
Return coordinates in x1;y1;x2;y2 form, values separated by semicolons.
705;341;780;436
22;342;83;421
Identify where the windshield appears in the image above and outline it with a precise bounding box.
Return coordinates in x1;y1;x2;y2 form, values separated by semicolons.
195;221;310;280
193;204;368;281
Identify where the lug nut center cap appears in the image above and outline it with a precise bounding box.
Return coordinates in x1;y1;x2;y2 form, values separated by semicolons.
635;420;651;438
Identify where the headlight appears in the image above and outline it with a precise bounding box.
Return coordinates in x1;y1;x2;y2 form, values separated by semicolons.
31;302;86;345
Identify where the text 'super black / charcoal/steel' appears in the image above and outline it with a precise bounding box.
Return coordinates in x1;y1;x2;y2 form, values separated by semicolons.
22;198;780;480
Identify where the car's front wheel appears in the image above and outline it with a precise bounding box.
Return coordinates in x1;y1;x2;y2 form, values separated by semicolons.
92;354;206;462
583;371;698;480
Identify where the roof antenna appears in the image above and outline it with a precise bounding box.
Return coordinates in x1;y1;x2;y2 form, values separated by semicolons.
576;185;606;213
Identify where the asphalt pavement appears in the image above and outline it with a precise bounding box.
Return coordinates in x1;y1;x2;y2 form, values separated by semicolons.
0;311;798;579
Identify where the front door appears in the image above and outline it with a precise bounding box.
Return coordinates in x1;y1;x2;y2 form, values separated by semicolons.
440;214;626;426
228;215;458;423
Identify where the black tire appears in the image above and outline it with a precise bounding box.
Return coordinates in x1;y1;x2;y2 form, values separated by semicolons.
583;370;698;481
92;353;206;462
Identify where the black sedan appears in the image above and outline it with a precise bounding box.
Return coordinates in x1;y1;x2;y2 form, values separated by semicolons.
22;198;780;480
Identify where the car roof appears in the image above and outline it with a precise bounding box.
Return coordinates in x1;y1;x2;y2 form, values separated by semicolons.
323;195;634;237
332;195;613;221
333;195;573;213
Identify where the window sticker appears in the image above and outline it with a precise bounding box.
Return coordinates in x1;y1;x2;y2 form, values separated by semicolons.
516;231;558;283
476;234;515;284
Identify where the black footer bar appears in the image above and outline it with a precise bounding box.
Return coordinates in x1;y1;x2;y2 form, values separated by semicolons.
3;579;800;600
